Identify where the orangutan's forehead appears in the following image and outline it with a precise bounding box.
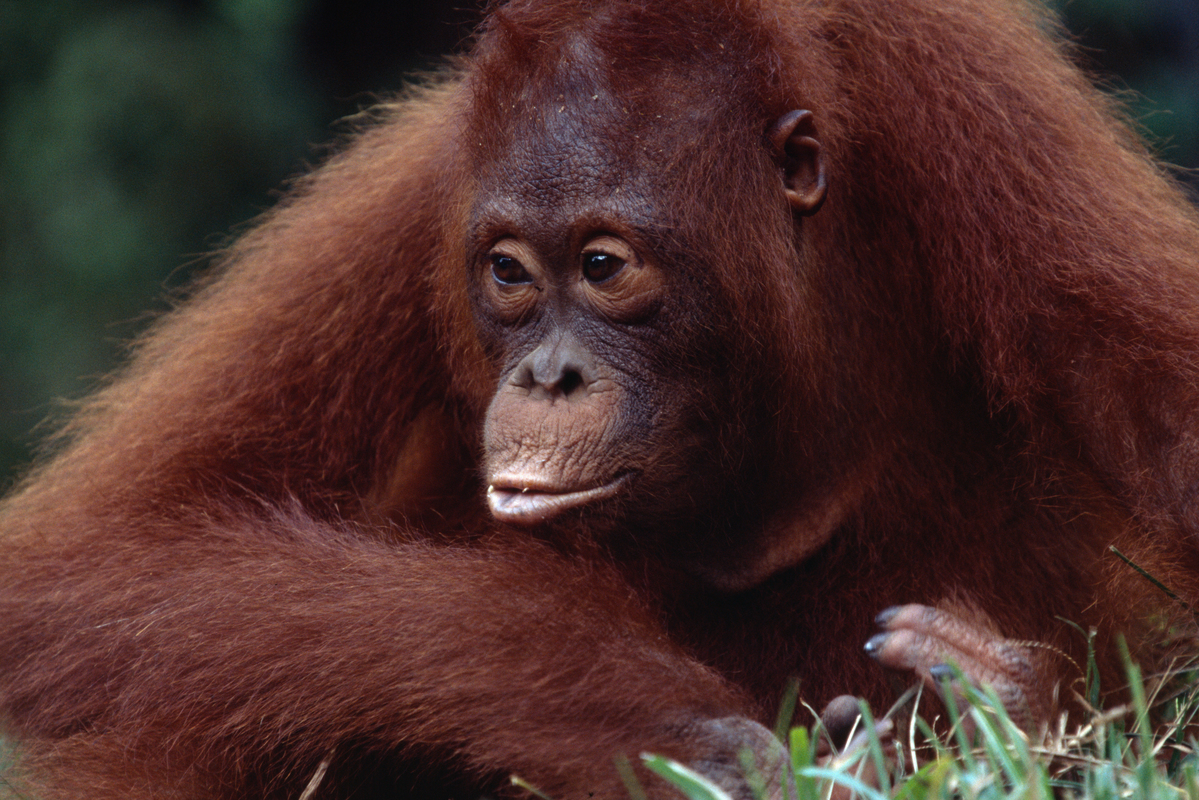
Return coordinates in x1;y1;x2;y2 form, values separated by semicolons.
482;79;715;209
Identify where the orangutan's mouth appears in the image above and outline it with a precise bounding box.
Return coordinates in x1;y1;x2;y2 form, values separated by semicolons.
486;474;630;524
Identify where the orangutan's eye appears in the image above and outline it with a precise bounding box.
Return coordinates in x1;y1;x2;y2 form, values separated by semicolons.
490;253;532;285
582;252;626;283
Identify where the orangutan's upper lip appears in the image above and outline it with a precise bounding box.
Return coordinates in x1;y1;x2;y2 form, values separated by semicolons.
486;474;630;525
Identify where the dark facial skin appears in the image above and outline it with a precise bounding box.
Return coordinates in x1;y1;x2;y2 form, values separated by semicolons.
467;80;725;537
471;131;673;527
467;66;826;570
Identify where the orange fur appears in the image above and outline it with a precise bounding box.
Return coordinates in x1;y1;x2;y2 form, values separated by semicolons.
3;1;1199;798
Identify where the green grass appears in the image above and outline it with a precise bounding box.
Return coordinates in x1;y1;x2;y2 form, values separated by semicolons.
4;648;1197;799
641;659;1199;800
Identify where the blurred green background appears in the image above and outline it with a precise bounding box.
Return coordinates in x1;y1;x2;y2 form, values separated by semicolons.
1;0;1197;489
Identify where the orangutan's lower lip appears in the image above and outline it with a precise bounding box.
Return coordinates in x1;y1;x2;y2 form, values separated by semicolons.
486;474;630;524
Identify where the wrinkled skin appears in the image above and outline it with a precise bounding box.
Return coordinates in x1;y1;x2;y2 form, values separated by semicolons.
471;87;720;535
471;70;825;559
